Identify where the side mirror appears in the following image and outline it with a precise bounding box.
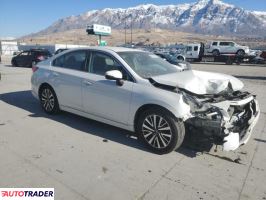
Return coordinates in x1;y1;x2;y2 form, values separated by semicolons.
105;70;124;86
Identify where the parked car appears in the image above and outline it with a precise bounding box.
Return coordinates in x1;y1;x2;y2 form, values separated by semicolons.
13;51;22;56
206;41;250;56
31;47;260;154
11;49;52;67
155;52;190;71
54;48;68;55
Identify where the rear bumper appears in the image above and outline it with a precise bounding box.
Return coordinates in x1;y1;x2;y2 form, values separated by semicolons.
31;73;39;100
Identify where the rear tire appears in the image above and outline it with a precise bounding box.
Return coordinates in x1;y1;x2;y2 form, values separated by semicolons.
137;108;185;154
177;56;185;61
12;60;18;67
212;49;220;56
39;86;59;114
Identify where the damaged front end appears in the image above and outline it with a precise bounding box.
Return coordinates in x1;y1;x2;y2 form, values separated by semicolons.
149;70;260;151
182;90;260;151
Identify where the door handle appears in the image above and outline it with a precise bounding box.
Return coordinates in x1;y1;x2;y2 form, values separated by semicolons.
83;80;93;86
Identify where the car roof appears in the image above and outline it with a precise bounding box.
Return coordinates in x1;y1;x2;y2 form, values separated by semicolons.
210;41;233;43
30;48;49;51
67;46;144;53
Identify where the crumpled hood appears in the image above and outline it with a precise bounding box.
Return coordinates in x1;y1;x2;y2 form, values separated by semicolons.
151;70;244;95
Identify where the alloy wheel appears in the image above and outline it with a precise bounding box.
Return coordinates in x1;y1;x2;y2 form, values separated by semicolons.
142;114;172;149
41;88;55;112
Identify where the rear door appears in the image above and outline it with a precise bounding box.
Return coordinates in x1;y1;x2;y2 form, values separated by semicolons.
227;42;236;53
192;45;199;58
219;42;231;54
51;50;89;110
25;51;35;66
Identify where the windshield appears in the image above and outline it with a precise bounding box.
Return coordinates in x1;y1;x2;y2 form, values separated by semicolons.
118;51;179;78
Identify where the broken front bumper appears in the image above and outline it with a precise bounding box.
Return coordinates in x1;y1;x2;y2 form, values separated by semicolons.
222;97;260;151
186;94;260;151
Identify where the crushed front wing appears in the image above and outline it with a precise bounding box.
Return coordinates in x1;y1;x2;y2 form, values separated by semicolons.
221;97;260;151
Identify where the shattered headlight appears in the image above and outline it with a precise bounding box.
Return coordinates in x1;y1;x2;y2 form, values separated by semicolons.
180;91;222;120
181;92;204;110
181;91;216;112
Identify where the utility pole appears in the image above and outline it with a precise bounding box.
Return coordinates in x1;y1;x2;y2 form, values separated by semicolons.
130;14;133;45
125;21;127;45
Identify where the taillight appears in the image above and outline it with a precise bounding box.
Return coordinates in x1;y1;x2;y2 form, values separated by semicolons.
32;65;39;73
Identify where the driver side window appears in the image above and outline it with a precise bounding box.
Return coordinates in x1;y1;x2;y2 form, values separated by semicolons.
89;52;132;81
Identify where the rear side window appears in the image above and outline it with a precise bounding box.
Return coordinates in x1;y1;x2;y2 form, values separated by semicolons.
194;46;198;51
89;51;133;81
20;51;29;56
186;46;192;51
212;42;218;46
34;51;51;57
53;55;64;67
219;42;229;46
53;50;88;71
39;51;51;57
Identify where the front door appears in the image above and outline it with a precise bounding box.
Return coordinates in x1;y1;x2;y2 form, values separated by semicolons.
186;46;193;59
82;51;133;125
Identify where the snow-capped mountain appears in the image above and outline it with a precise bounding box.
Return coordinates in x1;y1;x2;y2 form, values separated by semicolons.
35;0;266;37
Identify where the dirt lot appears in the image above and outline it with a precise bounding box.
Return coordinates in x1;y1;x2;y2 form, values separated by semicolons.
0;62;266;200
20;28;266;48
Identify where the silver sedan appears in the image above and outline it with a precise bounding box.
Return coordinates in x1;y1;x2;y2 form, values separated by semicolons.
31;47;260;154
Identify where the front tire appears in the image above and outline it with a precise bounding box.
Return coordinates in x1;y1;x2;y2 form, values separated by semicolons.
39;86;59;114
137;108;185;154
236;49;245;57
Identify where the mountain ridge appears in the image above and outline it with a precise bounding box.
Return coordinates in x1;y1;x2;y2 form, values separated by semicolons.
31;0;266;37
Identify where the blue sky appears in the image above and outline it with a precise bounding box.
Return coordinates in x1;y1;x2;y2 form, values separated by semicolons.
0;0;265;37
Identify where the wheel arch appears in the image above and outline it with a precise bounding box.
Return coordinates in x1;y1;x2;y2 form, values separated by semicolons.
134;104;179;132
38;82;55;98
38;82;60;114
212;49;220;53
236;49;245;53
177;55;185;61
